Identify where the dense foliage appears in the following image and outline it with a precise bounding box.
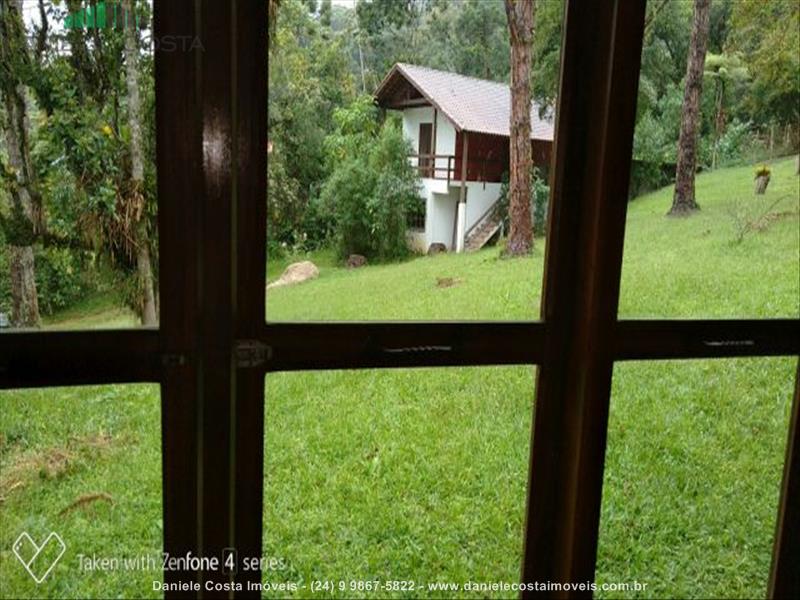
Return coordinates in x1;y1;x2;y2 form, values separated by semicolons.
2;0;798;319
269;0;799;246
0;0;158;322
318;99;420;261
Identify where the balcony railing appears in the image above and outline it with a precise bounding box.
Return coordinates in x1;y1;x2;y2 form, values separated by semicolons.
410;153;455;182
409;153;505;185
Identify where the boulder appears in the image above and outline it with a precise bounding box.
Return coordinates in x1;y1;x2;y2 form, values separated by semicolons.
427;242;447;255
346;254;367;268
267;261;319;289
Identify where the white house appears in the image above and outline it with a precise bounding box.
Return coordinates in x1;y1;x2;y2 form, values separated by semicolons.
375;63;555;253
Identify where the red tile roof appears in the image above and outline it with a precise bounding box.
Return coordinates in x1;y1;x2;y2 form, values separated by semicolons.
375;63;555;141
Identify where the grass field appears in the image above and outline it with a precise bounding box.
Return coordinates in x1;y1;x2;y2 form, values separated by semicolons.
1;157;798;599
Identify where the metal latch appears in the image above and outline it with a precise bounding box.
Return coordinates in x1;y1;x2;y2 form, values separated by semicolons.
234;340;272;368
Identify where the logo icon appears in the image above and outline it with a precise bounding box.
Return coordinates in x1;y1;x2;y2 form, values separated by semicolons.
64;1;141;30
12;532;66;583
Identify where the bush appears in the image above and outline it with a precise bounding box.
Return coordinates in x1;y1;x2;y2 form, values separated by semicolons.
715;120;755;166
629;160;675;197
321;159;375;258
34;247;92;315
0;243;92;317
320;123;420;261
754;164;771;178
267;148;303;246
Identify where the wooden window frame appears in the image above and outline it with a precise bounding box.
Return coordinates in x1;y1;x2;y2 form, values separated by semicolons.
0;1;797;598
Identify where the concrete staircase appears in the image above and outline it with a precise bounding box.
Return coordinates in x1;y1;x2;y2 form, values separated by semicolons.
464;211;502;252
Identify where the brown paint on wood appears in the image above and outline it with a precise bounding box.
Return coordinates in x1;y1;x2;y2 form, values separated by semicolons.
522;0;646;595
154;0;202;593
768;360;800;599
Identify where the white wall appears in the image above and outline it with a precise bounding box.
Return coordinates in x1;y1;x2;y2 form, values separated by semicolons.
401;106;456;181
423;182;502;250
463;181;502;230
402;106;433;165
399;107;500;251
433;114;456;176
428;190;458;249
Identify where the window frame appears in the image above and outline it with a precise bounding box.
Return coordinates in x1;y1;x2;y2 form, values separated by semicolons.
0;0;798;598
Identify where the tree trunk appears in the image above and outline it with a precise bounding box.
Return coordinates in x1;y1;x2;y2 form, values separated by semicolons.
0;0;41;327
668;0;711;216
122;0;157;326
504;0;535;255
754;174;770;194
136;221;158;325
711;82;724;170
8;246;39;326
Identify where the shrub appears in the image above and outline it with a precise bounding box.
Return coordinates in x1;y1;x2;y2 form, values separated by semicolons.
321;158;375;258
34;247;92;315
715;120;755;166
0;242;92;316
267;148;303;246
320;122;420;261
755;164;771;178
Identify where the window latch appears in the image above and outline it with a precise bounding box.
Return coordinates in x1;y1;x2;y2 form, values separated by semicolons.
234;340;272;368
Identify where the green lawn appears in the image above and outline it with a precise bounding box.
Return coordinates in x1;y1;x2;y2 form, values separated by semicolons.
1;157;798;599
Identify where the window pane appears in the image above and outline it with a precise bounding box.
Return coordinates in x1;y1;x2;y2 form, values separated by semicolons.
596;358;796;598
1;1;159;331
0;384;162;599
263;367;535;596
618;0;800;318
266;0;564;321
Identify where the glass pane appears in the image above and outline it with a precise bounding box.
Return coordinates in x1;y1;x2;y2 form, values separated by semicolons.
263;367;535;595
0;384;162;599
619;0;800;318
267;0;564;321
596;358;796;598
1;1;159;331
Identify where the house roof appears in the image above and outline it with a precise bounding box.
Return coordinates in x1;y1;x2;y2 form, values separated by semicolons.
374;63;555;141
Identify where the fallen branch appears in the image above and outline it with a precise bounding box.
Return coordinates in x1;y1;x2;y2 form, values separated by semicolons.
59;492;115;516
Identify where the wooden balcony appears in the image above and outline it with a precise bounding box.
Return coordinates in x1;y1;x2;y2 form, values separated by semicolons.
409;153;506;185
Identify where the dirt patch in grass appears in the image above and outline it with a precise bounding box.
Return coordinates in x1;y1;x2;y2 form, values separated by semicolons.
436;276;463;288
0;433;115;504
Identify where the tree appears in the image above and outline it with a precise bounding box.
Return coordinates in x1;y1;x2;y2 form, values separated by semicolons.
669;0;711;216
727;0;800;130
319;0;332;28
704;52;748;169
319;102;418;261
504;0;534;255
122;0;157;325
356;0;418;37
268;0;356;247
29;0;159;325
0;0;42;326
531;0;563;109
